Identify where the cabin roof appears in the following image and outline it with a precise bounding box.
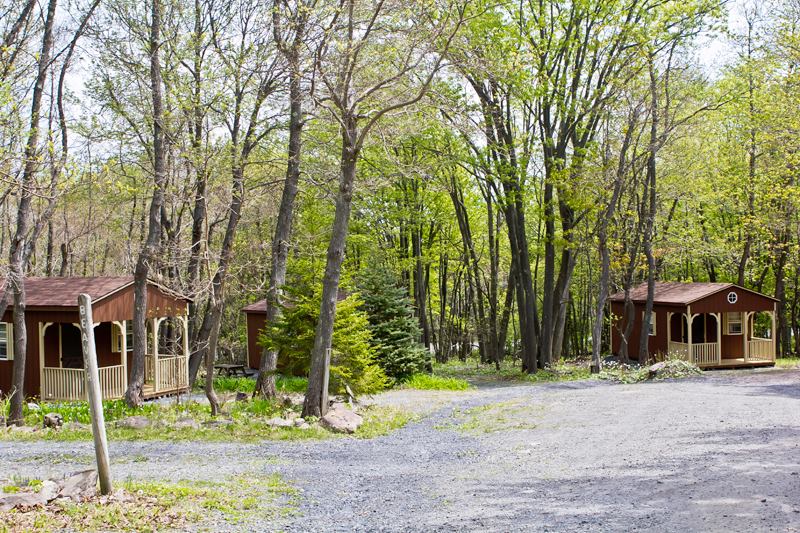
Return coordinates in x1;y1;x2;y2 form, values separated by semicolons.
1;276;187;309
242;299;267;313
607;281;778;305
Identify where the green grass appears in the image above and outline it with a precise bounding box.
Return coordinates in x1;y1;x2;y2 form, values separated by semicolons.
1;398;412;443
401;373;471;391
195;375;309;394
0;473;298;532
354;405;416;439
437;399;542;434
776;357;800;369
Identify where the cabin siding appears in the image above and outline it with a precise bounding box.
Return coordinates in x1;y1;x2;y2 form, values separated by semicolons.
245;312;266;369
690;288;774;314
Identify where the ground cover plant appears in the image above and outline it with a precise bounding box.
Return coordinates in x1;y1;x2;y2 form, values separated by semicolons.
0;473;298;532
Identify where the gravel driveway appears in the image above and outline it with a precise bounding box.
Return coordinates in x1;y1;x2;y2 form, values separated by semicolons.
2;369;799;532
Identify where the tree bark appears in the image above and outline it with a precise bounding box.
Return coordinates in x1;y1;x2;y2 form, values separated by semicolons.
126;0;167;407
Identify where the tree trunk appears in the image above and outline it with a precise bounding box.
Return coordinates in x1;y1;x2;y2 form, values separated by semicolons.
126;0;167;408
5;0;57;424
303;130;357;418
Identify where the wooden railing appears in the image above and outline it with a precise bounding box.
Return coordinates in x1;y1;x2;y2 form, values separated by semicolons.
42;367;86;401
98;365;126;399
156;355;188;392
692;342;720;366
748;338;774;362
145;354;155;383
668;341;690;360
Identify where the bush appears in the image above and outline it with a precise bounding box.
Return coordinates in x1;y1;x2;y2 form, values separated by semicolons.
358;265;430;380
260;270;389;396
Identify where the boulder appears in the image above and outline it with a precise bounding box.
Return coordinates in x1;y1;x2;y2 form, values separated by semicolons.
63;422;90;432
321;405;363;434
115;416;152;430
43;412;64;429
293;417;306;427
648;362;667;378
57;470;98;501
202;418;233;428
7;424;37;433
235;392;249;402
265;417;294;428
172;417;200;430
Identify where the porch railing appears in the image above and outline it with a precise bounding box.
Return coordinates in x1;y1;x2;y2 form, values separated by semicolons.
692;342;720;366
42;366;128;401
156;355;189;392
748;338;774;362
42;367;86;401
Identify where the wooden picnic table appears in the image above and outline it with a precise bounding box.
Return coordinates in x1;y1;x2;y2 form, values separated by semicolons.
214;363;248;377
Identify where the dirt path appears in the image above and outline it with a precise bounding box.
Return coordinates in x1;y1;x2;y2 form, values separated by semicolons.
2;369;799;532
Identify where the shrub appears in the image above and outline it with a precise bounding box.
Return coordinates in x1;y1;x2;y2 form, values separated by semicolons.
358;265;430;380
402;373;471;391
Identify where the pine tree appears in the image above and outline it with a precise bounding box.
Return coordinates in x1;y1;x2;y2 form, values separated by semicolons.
359;265;430;380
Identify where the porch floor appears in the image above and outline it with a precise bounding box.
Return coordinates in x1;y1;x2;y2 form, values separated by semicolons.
699;358;775;369
142;383;191;400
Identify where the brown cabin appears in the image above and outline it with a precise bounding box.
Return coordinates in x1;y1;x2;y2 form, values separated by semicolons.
242;299;268;370
608;282;778;368
0;277;190;402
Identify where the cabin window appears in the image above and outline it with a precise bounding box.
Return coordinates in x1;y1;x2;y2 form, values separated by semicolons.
642;311;656;336
726;312;743;335
111;322;135;353
0;322;13;361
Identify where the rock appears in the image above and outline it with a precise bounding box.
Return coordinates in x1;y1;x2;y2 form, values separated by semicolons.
294;417;306;427
7;425;37;433
63;422;89;431
265;417;294;428
57;470;97;501
202;418;233;428
115;416;152;430
235;392;249;402
281;396;293;408
296;422;311;430
43;412;64;429
172;417;200;430
321;405;363;434
0;480;58;511
26;402;40;412
648;362;667;378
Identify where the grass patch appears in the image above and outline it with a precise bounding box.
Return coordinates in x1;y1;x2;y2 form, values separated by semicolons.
195;375;308;394
0;473;298;532
354;405;416;439
438;399;541;434
1;399;411;444
401;373;471;391
776;357;800;369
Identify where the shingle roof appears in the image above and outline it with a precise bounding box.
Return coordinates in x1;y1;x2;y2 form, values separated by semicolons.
607;281;776;305
1;276;187;308
242;299;267;313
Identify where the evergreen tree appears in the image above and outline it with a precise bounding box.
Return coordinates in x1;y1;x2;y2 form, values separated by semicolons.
359;265;430;380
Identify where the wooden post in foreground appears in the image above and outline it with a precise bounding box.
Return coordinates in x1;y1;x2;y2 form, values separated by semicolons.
78;293;113;495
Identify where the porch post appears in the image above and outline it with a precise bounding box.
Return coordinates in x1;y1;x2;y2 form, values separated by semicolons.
119;321;128;392
182;314;190;387
666;312;672;353
772;303;777;360
38;322;45;399
743;311;751;362
714;312;722;364
152;317;160;392
686;306;694;363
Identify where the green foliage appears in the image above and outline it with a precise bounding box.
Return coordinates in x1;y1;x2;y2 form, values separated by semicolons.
198;376;308;394
358;265;430;380
599;358;702;383
401;373;471;391
260;265;389;395
353;406;416;439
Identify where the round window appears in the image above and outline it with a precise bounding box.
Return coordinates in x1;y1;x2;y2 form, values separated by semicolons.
727;291;738;304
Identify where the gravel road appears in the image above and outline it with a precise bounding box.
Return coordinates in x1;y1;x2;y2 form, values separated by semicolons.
3;369;799;532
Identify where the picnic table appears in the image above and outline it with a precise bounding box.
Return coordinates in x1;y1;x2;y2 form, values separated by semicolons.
213;363;248;377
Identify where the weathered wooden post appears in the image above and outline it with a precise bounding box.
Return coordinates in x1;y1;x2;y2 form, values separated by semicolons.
78;293;113;495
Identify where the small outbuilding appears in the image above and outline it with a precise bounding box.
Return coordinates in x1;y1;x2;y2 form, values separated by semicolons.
608;282;778;368
0;276;190;401
242;299;268;370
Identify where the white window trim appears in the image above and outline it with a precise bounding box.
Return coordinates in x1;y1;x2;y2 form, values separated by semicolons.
0;322;13;361
725;312;743;335
642;311;657;336
111;321;134;353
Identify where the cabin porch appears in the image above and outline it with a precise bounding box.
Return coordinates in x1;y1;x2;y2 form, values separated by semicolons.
666;310;776;368
38;316;190;402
